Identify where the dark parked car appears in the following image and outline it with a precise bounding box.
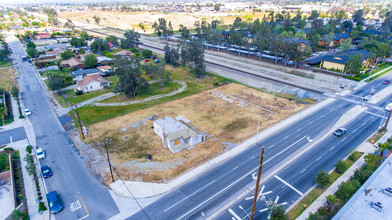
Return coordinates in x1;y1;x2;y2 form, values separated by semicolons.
46;191;63;214
41;165;52;178
334;128;347;137
383;80;390;85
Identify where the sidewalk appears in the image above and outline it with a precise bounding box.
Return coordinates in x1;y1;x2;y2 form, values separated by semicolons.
296;113;392;219
6;139;52;220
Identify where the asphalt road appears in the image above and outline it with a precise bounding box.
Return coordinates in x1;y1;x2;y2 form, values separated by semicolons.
7;34;120;220
0;127;26;146
128;76;390;220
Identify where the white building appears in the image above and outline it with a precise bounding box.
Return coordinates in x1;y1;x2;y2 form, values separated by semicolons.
76;74;110;92
153;116;206;153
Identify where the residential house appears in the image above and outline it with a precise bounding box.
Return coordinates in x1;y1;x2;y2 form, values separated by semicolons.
286;38;310;51
72;68;100;81
33;33;51;40
45;48;64;57
153;116;206;154
318;33;350;47
76;74;110;92
60;58;84;69
319;49;370;73
97;56;113;65
97;65;113;76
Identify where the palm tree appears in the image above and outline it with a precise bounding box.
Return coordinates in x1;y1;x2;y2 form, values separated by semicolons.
377;142;392;159
325;195;340;217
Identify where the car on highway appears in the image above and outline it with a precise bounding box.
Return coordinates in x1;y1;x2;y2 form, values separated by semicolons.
24;109;32;116
334;128;347;137
46;191;63;214
385;103;392;111
36;148;46;160
383;80;390;85
41;165;52;178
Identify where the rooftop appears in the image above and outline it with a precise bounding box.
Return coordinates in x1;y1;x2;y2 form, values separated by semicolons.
334;154;392;220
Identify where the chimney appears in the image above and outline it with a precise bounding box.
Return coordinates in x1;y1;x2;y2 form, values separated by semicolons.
83;71;86;78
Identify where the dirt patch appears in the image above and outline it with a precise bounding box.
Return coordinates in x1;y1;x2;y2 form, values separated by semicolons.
0;68;13;91
87;83;308;184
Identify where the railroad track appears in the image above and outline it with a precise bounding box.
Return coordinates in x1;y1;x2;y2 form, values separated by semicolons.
75;26;325;95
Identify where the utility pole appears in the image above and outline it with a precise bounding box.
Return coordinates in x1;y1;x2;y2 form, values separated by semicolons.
250;147;265;220
384;109;392;131
104;138;115;183
256;118;261;140
74;104;84;139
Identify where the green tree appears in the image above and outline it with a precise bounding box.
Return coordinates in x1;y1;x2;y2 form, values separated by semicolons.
27;41;36;49
269;204;286;220
141;49;153;58
83;54;98;68
79;30;89;41
64;19;75;29
339;39;352;51
48;74;65;92
11;86;18;98
153;18;173;42
23;154;37;177
60;50;73;60
180;39;205;76
382;10;392;32
335;160;348;173
91;39;110;53
114;57;149;97
353;9;365;26
353;168;373;184
164;44;180;66
377;142;392;159
121;29;140;49
315;170;330;188
345;54;362;76
179;24;190;39
325;195;340;218
70;37;87;48
336;179;361;202
364;153;381;170
93;15;101;25
295;30;307;39
138;23;146;32
214;4;220;11
308;10;319;20
106;35;118;46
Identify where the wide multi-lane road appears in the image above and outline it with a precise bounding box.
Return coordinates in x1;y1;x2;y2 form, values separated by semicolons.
129;78;389;219
7;33;120;220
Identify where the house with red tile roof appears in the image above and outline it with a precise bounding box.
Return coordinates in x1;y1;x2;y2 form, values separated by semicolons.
34;33;51;40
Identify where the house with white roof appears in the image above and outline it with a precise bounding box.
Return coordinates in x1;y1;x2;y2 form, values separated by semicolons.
153;116;206;153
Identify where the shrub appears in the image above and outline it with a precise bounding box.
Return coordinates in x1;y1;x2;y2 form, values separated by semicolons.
26;145;31;154
141;49;153;58
75;90;83;96
315;170;330;188
38;202;47;212
19;115;25;119
353;168;373;184
130;47;138;53
3;147;13;152
335;160;348;173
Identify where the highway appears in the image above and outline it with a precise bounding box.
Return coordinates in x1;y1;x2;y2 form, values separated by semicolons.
128;78;389;219
7;33;120;220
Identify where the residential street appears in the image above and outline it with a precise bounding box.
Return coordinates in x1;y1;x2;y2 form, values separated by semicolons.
7;33;120;220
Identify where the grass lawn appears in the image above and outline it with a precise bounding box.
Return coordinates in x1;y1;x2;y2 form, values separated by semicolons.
286;151;363;220
40;69;70;76
77;66;226;125
0;61;11;68
0;67;14;91
360;63;392;81
98;81;181;103
55;89;111;107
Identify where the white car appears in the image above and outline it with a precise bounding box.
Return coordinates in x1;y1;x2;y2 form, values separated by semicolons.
14;66;19;69
24;109;32;116
385;103;392;111
36;148;46;160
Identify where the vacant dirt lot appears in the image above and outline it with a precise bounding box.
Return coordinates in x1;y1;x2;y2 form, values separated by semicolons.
59;11;269;33
87;83;307;184
0;67;13;91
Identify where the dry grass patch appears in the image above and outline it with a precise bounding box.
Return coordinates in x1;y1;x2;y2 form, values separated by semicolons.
0;68;13;91
88;83;308;184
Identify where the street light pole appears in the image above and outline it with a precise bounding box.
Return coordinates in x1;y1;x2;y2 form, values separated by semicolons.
384;110;392;131
104;138;115;183
250;147;265;220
